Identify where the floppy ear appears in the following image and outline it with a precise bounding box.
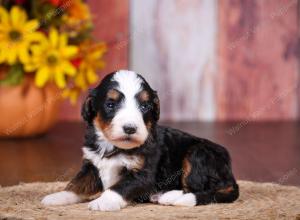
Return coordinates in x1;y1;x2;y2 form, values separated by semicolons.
81;90;97;124
153;91;160;121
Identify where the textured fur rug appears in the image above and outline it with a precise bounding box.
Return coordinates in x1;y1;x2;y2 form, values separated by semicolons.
0;181;300;220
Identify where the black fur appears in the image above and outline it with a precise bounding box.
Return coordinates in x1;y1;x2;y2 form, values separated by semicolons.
70;71;239;206
109;126;239;204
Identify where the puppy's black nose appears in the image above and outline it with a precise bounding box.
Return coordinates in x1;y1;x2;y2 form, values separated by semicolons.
123;124;137;135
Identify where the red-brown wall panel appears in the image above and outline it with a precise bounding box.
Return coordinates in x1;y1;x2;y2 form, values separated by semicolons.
217;0;299;121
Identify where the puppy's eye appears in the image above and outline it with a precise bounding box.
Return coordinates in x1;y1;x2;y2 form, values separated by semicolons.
106;101;115;109
140;102;151;113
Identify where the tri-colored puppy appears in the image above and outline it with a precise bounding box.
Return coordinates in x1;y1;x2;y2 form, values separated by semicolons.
42;70;239;211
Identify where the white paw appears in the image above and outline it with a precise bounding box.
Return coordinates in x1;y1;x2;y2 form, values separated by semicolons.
173;193;196;207
41;191;81;206
88;190;127;211
149;192;163;203
158;190;183;205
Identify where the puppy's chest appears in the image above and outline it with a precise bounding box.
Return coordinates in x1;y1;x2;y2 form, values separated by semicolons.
83;148;143;190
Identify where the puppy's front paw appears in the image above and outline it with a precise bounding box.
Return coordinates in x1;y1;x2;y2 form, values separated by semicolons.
158;190;183;205
41;191;81;206
88;190;127;211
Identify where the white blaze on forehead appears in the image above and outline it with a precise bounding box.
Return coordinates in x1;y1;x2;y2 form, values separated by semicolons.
113;70;143;96
109;70;148;148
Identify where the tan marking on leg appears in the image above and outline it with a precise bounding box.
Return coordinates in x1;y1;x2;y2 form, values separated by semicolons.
217;186;234;194
65;161;102;197
182;156;192;192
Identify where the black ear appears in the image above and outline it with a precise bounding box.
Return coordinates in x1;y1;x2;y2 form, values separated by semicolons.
81;90;97;124
153;91;160;121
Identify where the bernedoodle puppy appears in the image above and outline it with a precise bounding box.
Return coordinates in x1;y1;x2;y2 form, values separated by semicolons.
42;70;239;211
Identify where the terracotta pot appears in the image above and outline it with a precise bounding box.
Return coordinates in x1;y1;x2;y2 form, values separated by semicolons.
0;76;61;138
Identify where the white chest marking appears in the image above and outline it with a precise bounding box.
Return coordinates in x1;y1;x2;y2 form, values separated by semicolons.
83;147;142;190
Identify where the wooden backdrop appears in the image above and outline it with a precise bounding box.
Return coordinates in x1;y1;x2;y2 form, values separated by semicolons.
60;0;300;121
131;0;299;121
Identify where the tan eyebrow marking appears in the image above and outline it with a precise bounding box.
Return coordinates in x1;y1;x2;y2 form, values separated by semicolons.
138;90;150;102
107;89;120;100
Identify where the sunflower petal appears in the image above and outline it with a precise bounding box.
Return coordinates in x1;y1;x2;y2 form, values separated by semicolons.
62;61;76;76
19;46;30;63
49;28;59;47
0;7;9;25
54;71;66;88
0;49;6;63
70;90;79;104
11;6;26;27
86;68;98;84
7;50;18;64
74;71;86;89
24;62;37;72
61;46;78;58
30;44;46;55
24;20;39;32
35;67;50;87
59;34;67;47
27;32;46;43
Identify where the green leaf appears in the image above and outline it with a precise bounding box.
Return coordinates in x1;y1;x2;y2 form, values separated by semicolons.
0;64;24;86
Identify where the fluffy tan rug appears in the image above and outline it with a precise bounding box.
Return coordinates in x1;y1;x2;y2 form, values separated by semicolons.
0;181;300;220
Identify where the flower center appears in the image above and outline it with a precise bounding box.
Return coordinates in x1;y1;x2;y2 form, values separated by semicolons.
47;55;58;65
9;30;22;41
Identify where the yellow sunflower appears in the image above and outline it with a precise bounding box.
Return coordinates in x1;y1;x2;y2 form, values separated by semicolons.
25;28;78;88
63;42;106;104
75;42;106;90
0;6;42;64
